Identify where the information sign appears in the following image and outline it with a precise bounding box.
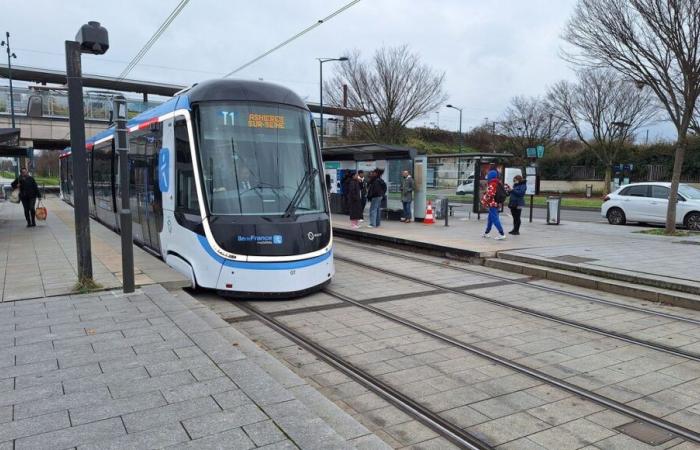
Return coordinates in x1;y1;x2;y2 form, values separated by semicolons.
526;147;536;158
536;145;545;158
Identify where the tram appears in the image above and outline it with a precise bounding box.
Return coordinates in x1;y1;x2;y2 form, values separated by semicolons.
59;79;334;296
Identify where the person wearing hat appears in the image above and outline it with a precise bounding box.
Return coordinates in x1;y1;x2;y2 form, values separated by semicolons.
481;167;506;240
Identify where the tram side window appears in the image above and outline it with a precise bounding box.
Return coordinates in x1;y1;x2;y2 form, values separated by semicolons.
175;119;199;214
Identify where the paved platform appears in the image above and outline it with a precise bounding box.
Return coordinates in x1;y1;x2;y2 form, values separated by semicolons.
0;196;189;302
0;284;386;449
332;210;700;295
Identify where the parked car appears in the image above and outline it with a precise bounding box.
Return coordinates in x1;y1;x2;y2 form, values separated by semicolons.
455;168;523;195
601;182;700;230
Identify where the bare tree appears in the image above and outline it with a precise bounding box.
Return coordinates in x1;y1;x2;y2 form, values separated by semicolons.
324;45;448;144
547;69;656;193
498;96;568;157
563;0;700;233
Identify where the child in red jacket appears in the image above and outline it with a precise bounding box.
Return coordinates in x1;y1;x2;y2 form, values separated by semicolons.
481;169;506;240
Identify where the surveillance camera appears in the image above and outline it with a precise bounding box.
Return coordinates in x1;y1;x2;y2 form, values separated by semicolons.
75;21;109;55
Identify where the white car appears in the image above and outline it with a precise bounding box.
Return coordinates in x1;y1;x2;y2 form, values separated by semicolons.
601;182;700;230
455;176;475;195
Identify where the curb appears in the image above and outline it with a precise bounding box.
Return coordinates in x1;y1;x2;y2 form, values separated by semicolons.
332;226;490;261
485;257;700;311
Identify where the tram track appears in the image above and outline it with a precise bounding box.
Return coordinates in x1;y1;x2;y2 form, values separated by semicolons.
317;287;700;445
335;238;700;327
223;285;700;447
233;301;492;450
332;253;700;366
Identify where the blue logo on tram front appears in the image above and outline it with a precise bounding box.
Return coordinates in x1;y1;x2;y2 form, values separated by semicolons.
237;234;283;245
273;235;283;244
159;148;170;192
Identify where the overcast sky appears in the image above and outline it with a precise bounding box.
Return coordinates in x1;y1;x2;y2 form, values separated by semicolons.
2;0;672;139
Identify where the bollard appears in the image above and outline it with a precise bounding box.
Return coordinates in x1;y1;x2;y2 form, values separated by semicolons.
444;198;449;227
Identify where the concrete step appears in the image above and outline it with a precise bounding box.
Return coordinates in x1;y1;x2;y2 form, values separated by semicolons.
484;258;700;311
497;252;700;297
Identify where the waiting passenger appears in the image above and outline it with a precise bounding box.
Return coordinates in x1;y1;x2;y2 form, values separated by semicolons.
400;170;414;223
347;172;363;229
508;175;527;235
481;168;506;240
367;168;387;228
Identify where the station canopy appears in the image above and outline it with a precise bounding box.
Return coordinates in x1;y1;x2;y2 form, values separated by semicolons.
322;143;419;161
0;128;30;158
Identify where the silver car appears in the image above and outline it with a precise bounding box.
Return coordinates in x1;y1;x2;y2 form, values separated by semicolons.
601;182;700;230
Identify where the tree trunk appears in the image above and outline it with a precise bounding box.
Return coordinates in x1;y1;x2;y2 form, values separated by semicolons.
665;140;687;234
603;166;612;195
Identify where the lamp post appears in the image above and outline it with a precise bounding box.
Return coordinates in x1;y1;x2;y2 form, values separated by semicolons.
446;104;463;152
2;32;19;177
318;56;348;149
65;21;109;284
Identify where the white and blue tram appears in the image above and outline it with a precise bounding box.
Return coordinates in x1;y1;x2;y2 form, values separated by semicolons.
59;79;334;296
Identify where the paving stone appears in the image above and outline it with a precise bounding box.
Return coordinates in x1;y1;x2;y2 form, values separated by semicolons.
182;403;268;439
168;427;256;450
528;418;616;450
0;381;63;407
189;329;247;364
63;366;150;394
161;376;237;404
470;391;548;419
70;390;167;425
383;420;439;446
109;369;195;399
527;397;606;426
0;358;57;380
78;422;190;450
144;354;218;377
468;412;551;447
420;385;490;412
57;346;135;369
441;404;490;428
15;417;126;450
122;395;221;433
98;348;178;373
14;385;111;420
350;433;394;449
14;362;101;389
219;359;295;406
263;399;353;450
0;410;70;442
255;441;299;450
243;420;287;447
213;389;254;410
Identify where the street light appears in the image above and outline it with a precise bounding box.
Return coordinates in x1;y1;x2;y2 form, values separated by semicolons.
446;104;463;152
2;32;19;177
65;21;109;284
318;56;348;149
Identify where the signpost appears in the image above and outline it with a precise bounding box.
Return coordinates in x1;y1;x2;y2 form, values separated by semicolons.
526;145;545;223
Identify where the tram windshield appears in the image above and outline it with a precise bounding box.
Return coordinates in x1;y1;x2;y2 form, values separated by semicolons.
195;102;325;216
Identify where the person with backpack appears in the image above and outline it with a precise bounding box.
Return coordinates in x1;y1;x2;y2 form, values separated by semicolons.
481;167;506;240
367;168;387;228
508;175;527;235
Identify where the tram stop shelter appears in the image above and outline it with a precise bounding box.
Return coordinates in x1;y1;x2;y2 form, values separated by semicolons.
322;143;429;220
426;152;514;217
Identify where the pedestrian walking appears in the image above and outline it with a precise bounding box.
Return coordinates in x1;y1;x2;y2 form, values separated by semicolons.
481;167;506;240
367;168;387;228
358;170;368;221
508;175;527;235
11;167;41;228
400;170;414;223
348;172;363;228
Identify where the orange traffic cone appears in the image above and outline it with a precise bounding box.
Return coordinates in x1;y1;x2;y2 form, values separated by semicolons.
424;201;435;224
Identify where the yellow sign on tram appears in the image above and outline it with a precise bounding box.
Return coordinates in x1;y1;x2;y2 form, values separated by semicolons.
248;113;285;129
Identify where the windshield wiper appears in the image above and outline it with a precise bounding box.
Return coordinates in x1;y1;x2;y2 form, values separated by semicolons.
283;168;318;218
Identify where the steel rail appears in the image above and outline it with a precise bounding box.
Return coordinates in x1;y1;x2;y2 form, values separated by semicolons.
233;302;492;450
333;254;700;364
335;239;700;327
321;286;700;445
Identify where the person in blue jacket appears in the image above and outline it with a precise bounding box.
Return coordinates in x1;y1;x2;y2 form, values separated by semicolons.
508;175;527;235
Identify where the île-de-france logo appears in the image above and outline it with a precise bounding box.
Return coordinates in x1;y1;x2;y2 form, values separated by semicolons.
159;148;170;192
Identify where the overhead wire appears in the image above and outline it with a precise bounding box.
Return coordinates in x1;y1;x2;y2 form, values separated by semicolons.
117;0;190;79
224;0;362;77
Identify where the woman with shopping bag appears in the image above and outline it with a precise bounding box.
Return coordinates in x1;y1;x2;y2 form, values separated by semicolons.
10;168;41;227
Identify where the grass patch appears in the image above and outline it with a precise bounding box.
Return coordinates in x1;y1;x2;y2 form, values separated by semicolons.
73;277;103;295
635;229;700;237
0;171;59;186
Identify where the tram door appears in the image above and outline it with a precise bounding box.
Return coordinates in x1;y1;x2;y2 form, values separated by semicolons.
128;126;163;252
